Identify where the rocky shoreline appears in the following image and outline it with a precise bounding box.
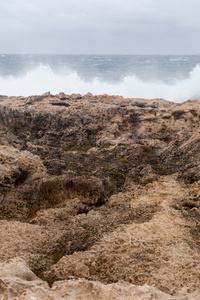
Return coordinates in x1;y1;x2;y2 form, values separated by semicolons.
0;92;200;299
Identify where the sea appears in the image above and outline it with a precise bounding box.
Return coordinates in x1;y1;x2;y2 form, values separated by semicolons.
0;54;200;102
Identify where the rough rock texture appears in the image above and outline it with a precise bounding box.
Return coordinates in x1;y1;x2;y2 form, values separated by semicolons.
0;258;48;299
14;279;200;300
0;92;200;298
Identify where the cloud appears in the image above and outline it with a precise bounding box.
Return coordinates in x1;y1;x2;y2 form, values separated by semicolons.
0;0;200;54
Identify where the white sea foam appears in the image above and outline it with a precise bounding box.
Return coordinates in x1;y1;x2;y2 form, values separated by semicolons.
169;57;188;62
0;64;200;102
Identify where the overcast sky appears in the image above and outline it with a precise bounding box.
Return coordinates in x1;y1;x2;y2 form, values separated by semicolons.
0;0;200;54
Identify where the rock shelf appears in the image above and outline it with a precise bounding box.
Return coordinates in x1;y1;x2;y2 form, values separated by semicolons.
0;93;200;299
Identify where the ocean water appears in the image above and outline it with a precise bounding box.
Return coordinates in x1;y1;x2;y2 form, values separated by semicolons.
0;54;200;102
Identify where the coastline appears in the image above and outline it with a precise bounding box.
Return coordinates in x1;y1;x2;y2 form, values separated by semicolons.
0;92;200;299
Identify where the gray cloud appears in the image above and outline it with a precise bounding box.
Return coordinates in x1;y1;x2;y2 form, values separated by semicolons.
0;0;200;54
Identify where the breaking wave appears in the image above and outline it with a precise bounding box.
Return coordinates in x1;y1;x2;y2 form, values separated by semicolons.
0;64;200;102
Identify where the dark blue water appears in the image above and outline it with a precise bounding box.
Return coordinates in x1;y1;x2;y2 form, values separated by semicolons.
0;54;200;101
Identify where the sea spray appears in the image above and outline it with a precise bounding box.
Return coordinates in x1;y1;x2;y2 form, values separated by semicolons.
0;55;200;102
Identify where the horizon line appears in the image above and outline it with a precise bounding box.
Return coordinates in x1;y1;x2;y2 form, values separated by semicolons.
1;53;200;56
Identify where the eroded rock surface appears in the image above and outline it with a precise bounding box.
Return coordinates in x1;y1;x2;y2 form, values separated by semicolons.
0;93;200;299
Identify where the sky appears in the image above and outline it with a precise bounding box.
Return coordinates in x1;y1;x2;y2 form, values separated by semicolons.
0;0;200;54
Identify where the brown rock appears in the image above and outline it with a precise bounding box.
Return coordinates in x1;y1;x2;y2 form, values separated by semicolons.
0;94;200;298
0;258;47;298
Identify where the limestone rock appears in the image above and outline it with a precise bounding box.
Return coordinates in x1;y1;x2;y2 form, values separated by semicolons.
0;145;46;186
16;279;200;300
0;258;47;299
0;94;200;298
